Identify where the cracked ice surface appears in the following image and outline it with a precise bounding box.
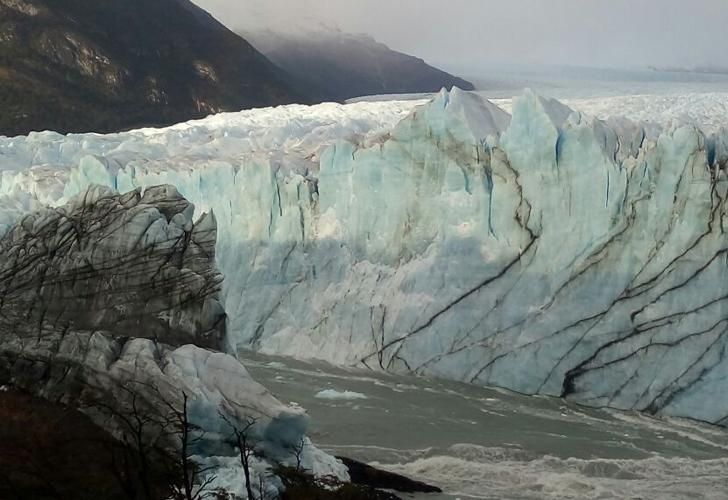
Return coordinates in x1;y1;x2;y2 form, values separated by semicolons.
1;89;727;424
493;92;728;134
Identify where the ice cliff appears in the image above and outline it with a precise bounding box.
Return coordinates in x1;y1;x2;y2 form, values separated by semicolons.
0;184;345;496
0;90;726;425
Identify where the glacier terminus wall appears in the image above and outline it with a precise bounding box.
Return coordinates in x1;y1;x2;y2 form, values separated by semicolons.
1;90;727;424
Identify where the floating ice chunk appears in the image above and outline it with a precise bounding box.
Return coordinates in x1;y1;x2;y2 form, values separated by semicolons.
315;390;369;401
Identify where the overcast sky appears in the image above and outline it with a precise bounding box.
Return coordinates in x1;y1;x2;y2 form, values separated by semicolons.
194;0;728;72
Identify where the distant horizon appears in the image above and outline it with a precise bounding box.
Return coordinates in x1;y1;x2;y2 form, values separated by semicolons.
194;0;728;75
447;62;728;86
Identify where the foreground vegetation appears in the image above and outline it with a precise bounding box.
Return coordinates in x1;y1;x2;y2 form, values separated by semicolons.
0;388;178;499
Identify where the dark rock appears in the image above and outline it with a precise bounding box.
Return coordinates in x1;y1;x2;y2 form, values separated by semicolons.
277;465;403;500
337;456;442;494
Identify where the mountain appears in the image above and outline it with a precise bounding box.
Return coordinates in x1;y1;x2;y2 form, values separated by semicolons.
0;0;303;136
243;28;475;101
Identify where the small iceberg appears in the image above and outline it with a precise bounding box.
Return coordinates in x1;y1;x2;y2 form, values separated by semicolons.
315;389;368;401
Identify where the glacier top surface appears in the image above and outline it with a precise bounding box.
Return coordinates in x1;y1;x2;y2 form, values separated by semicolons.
1;91;727;174
494;92;728;134
1;89;725;233
0;99;420;173
1;92;726;174
353;91;728;134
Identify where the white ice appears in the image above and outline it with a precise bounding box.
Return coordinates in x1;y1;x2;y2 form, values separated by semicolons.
315;390;369;401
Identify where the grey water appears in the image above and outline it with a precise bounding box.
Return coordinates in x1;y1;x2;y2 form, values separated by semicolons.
241;352;728;500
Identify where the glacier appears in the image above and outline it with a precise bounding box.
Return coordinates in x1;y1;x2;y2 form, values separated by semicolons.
0;89;727;425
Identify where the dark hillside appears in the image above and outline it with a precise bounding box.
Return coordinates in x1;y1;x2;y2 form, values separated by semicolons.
0;0;304;136
245;29;475;102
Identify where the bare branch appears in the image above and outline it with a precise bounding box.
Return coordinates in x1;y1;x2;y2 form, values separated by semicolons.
219;411;258;500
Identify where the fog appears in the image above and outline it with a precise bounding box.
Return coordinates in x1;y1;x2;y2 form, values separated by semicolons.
194;0;728;73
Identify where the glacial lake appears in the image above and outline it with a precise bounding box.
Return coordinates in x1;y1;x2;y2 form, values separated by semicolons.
241;352;728;499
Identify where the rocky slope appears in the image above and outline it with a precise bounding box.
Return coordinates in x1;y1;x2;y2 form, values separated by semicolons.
0;0;303;136
243;29;475;102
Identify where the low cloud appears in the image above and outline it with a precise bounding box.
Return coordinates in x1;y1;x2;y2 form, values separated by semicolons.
194;0;728;71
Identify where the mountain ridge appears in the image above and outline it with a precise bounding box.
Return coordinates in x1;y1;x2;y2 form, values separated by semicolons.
0;0;304;136
242;27;475;102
